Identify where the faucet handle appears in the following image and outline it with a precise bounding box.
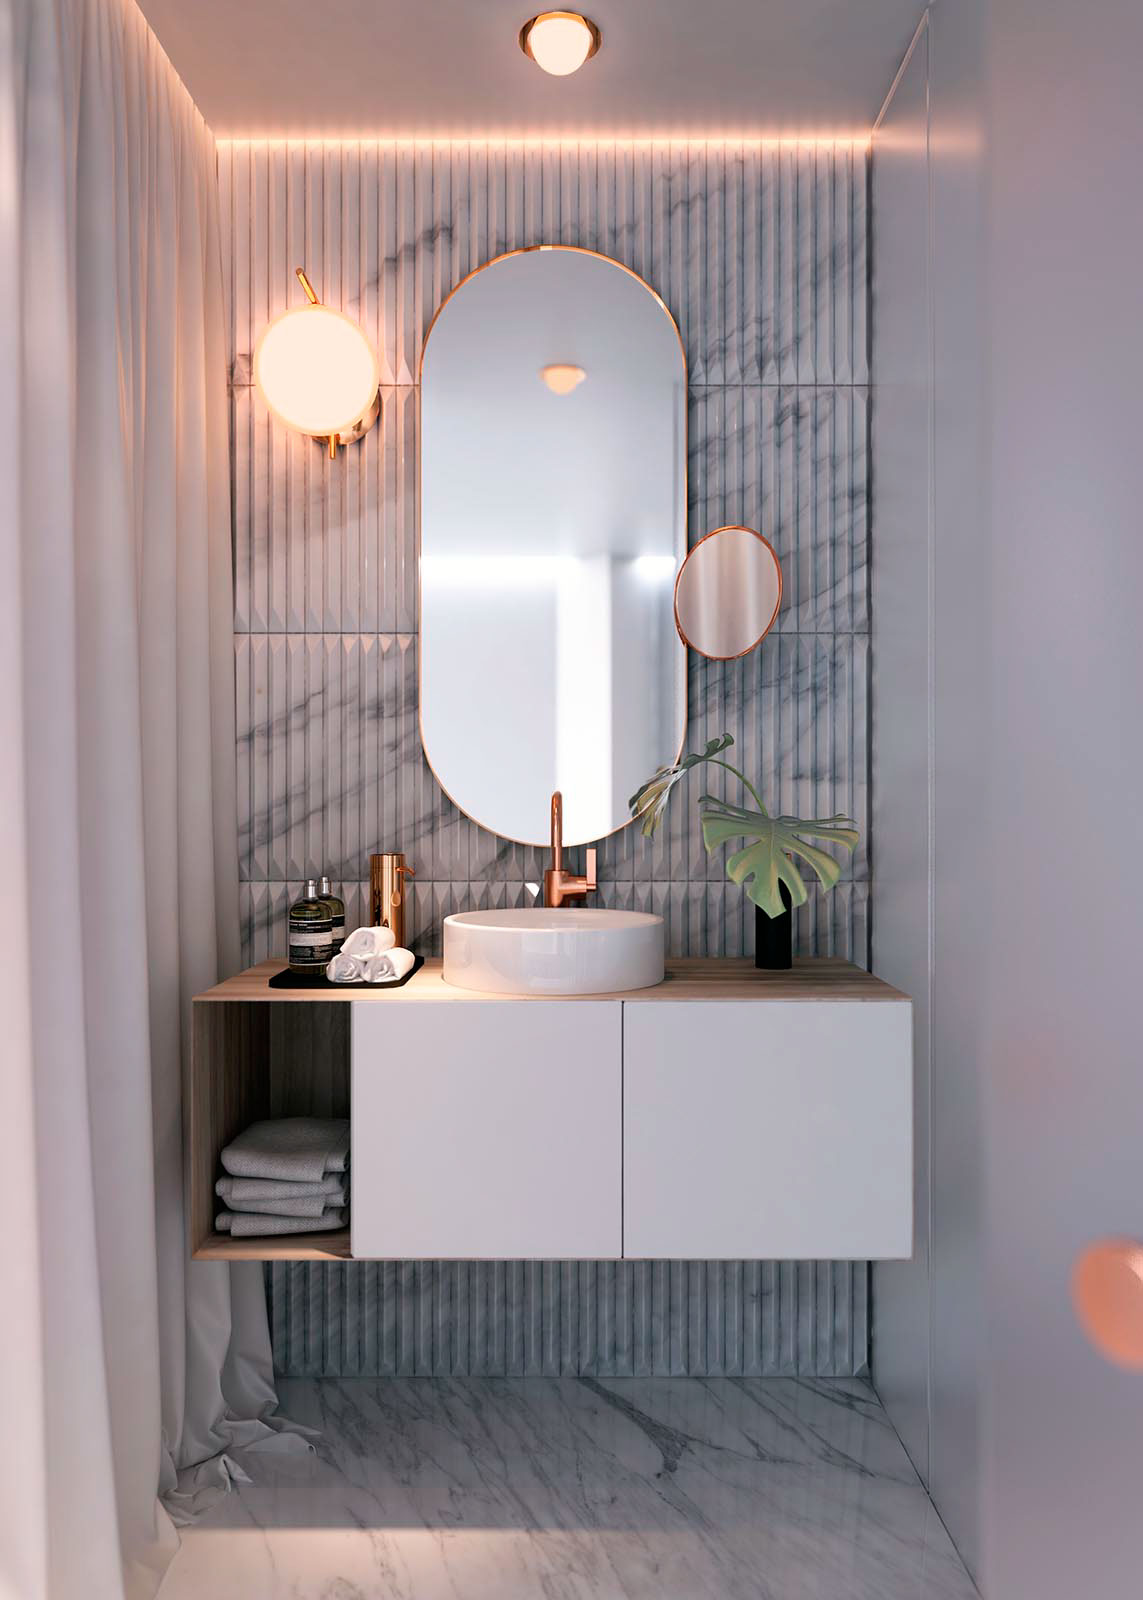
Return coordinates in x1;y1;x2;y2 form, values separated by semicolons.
585;848;597;890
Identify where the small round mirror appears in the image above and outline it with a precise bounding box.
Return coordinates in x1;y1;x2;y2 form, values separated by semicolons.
673;525;783;659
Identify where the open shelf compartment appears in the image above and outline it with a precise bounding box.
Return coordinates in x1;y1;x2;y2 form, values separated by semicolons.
190;997;351;1260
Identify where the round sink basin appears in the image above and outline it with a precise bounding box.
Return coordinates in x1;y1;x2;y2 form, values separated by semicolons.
442;908;665;996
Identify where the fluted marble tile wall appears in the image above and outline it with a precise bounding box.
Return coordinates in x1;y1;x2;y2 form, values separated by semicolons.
268;1258;867;1379
220;140;871;1377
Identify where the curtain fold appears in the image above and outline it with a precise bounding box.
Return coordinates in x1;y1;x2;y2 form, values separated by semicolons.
1;2;307;1597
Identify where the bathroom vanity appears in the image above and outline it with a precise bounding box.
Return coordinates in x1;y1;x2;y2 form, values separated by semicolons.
189;244;911;1271
190;956;912;1264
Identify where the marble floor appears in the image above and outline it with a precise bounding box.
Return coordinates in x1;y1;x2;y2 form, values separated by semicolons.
158;1377;978;1600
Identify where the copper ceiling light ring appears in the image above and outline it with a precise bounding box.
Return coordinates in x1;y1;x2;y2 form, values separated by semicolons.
518;12;603;76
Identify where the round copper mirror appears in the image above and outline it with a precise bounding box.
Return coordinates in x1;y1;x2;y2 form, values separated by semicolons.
673;525;782;660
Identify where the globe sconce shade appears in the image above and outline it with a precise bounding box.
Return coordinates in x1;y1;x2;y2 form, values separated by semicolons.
254;270;381;455
518;12;601;76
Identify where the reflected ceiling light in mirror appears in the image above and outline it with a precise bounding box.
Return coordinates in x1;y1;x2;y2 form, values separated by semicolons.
518;12;601;76
540;363;586;395
632;555;678;583
254;267;380;457
423;554;677;591
422;555;571;590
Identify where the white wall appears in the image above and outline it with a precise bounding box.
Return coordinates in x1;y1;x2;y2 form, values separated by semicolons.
873;0;1143;1592
870;13;935;1496
980;0;1143;1594
873;8;988;1574
926;1;987;1566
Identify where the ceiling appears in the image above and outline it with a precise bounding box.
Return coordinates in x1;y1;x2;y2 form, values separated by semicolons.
136;0;924;138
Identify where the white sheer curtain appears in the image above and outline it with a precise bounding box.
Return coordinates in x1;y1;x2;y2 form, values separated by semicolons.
0;2;306;1598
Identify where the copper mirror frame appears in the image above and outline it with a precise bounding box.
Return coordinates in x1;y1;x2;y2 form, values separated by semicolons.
419;244;689;847
673;524;783;661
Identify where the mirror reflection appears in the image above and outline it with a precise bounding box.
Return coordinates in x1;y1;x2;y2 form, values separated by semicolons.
420;247;687;846
674;525;783;660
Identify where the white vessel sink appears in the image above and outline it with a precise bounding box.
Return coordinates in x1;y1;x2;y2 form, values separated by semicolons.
442;908;665;996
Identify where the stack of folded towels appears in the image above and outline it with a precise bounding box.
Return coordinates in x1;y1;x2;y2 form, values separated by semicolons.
327;924;415;985
216;1117;349;1237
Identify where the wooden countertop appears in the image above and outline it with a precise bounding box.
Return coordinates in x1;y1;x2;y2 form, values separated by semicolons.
195;956;908;1004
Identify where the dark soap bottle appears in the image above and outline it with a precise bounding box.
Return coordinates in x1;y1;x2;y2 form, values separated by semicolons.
318;874;346;955
288;879;334;972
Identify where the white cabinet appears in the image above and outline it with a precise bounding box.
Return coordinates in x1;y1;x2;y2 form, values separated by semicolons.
351;1001;622;1259
344;967;912;1262
622;1000;913;1259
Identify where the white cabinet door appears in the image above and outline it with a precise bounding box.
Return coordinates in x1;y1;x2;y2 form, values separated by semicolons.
351;1001;622;1259
623;1000;913;1259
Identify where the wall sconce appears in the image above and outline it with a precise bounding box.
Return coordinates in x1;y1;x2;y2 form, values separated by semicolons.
254;268;381;457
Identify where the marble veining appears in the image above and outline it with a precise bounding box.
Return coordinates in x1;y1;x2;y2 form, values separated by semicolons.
157;1376;977;1600
221;140;872;1380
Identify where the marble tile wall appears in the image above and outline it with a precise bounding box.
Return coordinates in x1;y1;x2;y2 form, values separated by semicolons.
219;140;872;1377
268;1259;868;1379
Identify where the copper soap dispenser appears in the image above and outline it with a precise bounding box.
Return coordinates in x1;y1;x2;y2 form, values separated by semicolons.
370;853;414;949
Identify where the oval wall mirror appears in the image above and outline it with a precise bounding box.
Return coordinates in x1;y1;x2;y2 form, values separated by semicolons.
674;524;782;660
420;247;687;846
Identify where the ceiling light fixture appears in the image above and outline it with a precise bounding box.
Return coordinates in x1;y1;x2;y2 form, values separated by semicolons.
518;12;601;77
254;267;380;457
540;363;586;395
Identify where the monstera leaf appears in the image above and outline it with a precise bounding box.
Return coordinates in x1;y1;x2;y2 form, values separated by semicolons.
628;731;860;918
629;734;736;837
699;800;859;919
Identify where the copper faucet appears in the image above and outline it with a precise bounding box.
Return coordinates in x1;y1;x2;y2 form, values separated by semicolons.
543;790;597;908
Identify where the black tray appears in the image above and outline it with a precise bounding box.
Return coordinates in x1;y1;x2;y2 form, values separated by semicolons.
268;954;425;990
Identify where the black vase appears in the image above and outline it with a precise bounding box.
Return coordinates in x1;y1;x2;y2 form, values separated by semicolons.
754;883;793;970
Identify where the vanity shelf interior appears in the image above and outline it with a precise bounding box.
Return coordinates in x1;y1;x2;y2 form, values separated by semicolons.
191;998;351;1260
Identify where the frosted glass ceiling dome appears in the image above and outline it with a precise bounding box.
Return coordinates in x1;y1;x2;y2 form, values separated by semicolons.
518;12;601;77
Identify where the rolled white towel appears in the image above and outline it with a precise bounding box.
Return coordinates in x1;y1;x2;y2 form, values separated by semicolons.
363;947;416;984
327;952;366;983
341;925;396;958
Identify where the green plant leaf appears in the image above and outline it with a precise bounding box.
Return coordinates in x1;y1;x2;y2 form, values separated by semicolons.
699;806;859;917
696;793;764;821
628;734;736;837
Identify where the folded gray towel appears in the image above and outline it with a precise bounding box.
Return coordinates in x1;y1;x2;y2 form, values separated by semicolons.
216;1207;347;1237
220;1118;350;1183
216;1174;347;1205
217;1190;345;1219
